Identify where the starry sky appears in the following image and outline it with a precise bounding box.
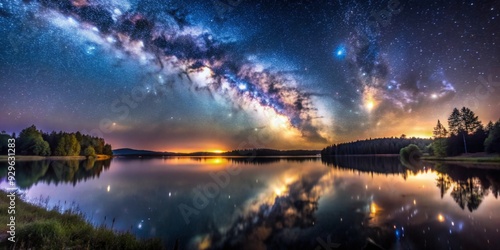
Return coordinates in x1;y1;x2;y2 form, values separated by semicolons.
0;0;499;152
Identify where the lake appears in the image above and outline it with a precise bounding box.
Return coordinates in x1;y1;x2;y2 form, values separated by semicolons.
2;156;500;249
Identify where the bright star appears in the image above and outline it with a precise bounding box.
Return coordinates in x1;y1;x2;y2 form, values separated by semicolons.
334;46;346;59
85;45;96;55
366;101;374;111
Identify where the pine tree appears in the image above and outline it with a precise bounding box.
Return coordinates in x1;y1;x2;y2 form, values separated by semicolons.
433;120;448;138
448;108;462;135
432;120;448;157
460;107;482;134
485;120;500;153
448;107;483;154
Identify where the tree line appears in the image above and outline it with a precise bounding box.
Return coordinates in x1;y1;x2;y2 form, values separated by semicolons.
321;137;432;156
321;107;499;157
0;125;113;157
431;107;500;156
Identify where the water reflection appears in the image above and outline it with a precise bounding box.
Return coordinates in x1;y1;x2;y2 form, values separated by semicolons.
323;156;500;212
0;157;499;249
191;157;320;165
0;159;111;189
434;163;500;212
322;156;410;175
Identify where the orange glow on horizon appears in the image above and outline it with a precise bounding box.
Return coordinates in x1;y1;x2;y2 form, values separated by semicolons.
407;133;433;139
160;147;229;154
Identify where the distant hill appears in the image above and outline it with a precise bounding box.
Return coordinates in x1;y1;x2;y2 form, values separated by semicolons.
113;148;320;157
112;148;176;156
223;149;320;157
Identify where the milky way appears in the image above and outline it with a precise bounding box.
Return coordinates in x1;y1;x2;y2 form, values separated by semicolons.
341;2;458;115
10;0;328;143
1;0;499;150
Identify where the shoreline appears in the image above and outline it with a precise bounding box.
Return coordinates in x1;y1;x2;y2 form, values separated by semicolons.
0;190;163;249
0;155;112;162
421;155;500;164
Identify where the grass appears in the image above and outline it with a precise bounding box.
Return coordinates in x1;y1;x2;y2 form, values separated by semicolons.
0;190;164;250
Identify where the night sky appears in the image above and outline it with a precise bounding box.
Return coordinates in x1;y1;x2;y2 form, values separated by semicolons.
1;0;499;151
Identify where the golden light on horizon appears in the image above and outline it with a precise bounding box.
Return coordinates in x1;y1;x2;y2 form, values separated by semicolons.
161;147;228;154
407;133;433;139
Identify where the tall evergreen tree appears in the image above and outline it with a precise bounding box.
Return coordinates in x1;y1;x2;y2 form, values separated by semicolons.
448;108;462;135
432;120;448;157
433;120;448;138
448;107;482;154
460;107;482;134
485;121;494;134
485;120;500;154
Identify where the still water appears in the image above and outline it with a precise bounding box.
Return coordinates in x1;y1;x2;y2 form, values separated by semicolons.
2;157;500;249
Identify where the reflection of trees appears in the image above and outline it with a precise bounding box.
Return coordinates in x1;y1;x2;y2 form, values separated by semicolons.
14;161;51;189
487;175;500;198
432;163;500;212
0;159;111;189
321;156;418;177
320;158;500;212
450;178;488;212
230;157;320;165
436;173;452;198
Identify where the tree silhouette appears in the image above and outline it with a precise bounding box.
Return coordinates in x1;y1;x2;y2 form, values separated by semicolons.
460;107;482;134
447;107;482;154
485;120;500;153
432;120;448;157
433;120;448;138
16;125;114;156
436;173;452;198
448;108;463;135
17;125;51;156
450;178;488;212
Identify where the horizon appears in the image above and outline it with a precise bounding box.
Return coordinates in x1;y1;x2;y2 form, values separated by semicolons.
2;126;437;153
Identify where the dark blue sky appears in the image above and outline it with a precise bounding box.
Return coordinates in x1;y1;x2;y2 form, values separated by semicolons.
0;0;499;151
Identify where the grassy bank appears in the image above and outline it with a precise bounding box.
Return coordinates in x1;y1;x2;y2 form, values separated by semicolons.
0;191;163;250
0;154;112;162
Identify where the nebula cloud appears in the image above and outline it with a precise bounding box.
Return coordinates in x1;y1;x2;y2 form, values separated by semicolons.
343;7;457;116
20;0;329;143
